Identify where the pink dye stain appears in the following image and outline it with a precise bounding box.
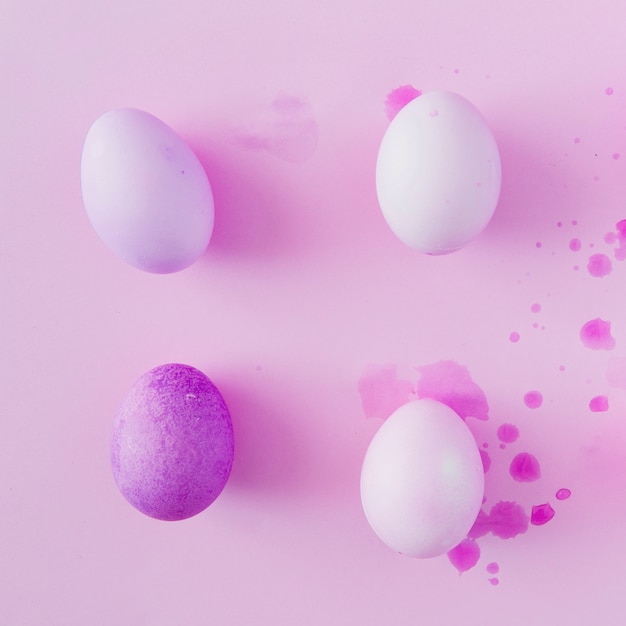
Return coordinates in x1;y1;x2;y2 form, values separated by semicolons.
358;364;414;420
447;538;480;574
489;578;500;586
480;449;491;473
589;395;609;412
530;303;541;313
569;238;582;251
509;331;520;343
468;501;529;540
615;219;626;261
580;318;616;350
531;503;555;526
523;390;543;409
384;85;422;121
557;221;563;227
606;87;614;95
607;356;626;389
510;452;541;482
415;360;489;421
613;153;621;160
574;137;581;144
535;241;542;249
587;253;612;277
556;488;571;500
497;423;520;444
486;562;500;574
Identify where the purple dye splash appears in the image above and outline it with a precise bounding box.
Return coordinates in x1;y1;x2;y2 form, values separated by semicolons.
509;331;520;343
415;360;489;421
497;423;520;444
569;238;582;251
384;85;422;121
509;452;541;482
587;253;612;277
530;303;541;313
589;395;609;412
523;390;543;409
235;92;318;163
531;503;555;525
358;364;414;420
607;356;626;389
447;538;480;574
468;501;529;540
580;318;616;350
486;562;499;574
480;449;491;473
556;488;571;500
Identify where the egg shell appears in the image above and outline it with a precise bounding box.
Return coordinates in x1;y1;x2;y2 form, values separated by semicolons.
81;108;214;273
360;399;484;558
111;363;234;521
376;91;501;254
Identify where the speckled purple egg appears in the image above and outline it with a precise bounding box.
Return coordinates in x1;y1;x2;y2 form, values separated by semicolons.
111;363;234;521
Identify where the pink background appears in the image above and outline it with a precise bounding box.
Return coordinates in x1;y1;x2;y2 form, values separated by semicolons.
2;1;626;623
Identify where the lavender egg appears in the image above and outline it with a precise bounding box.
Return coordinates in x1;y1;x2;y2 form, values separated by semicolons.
111;364;234;521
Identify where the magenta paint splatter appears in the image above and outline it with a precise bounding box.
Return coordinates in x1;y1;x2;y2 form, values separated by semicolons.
559;365;566;372
580;318;616;350
605;231;617;244
467;508;491;539
447;538;480;574
530;303;541;313
510;452;541;482
589;395;609;412
497;423;520;444
569;238;581;251
480;449;491;473
607;356;626;389
556;488;571;501
531;503;555;526
587;253;612;277
489;578;500;586
384;85;422;121
606;87;614;95
415;360;489;421
486;562;500;574
523;390;543;409
358;364;414;420
509;331;520;343
488;501;530;539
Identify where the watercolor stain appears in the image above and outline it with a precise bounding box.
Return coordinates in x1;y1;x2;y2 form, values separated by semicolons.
523;390;543;409
530;303;541;313
589;395;609;412
580;318;616;350
447;538;480;574
384;85;422;121
569;238;582;252
531;503;555;526
497;423;520;444
509;331;520;343
556;488;571;500
587;253;612;277
510;452;541;482
358;364;414;420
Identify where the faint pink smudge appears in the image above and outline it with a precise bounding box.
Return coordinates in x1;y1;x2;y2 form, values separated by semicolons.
569;238;581;251
358;364;414;419
555;488;571;500
447;538;480;574
589;395;609;412
509;331;520;343
523;390;543;409
587;253;612;277
480;449;491;473
384;85;422;121
615;220;626;261
486;562;499;574
580;318;616;350
497;423;520;444
613;153;621;160
606;356;626;389
606;87;614;95
531;503;555;525
415;360;489;421
509;452;541;482
530;303;541;313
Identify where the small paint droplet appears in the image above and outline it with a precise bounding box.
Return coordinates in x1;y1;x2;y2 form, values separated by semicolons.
488;501;529;539
574;137;581;144
580;318;616;350
589;395;609;412
569;238;581;251
531;503;555;525
559;365;566;372
531;303;541;313
535;241;542;249
447;538;480;574
384;85;422;121
613;153;621;160
573;265;580;271
486;562;500;574
532;322;539;329
510;452;541;482
606;87;614;95
587;253;612;277
480;449;491;473
557;221;563;228
509;331;520;343
489;577;500;586
523;390;543;409
497;423;520;444
556;488;571;500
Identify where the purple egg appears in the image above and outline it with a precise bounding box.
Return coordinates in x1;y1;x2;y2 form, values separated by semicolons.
111;363;234;521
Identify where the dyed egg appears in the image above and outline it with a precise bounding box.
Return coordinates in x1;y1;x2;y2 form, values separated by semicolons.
360;399;484;558
81;108;213;273
111;363;234;521
376;91;501;254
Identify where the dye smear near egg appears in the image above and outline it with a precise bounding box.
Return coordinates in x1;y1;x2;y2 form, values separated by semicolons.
509;331;520;343
447;538;480;574
510;452;542;482
569;238;582;252
234;92;318;163
358;364;414;419
589;395;609;412
384;85;422;121
587;253;612;277
580;318;616;350
523;390;543;409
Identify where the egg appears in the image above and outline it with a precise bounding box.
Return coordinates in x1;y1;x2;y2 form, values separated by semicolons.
81;108;214;273
376;91;501;254
111;363;234;521
360;399;484;558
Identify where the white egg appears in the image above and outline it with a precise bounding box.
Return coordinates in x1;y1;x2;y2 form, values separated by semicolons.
360;399;484;558
376;91;501;254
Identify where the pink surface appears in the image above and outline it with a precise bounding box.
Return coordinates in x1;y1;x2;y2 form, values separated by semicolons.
2;1;626;624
